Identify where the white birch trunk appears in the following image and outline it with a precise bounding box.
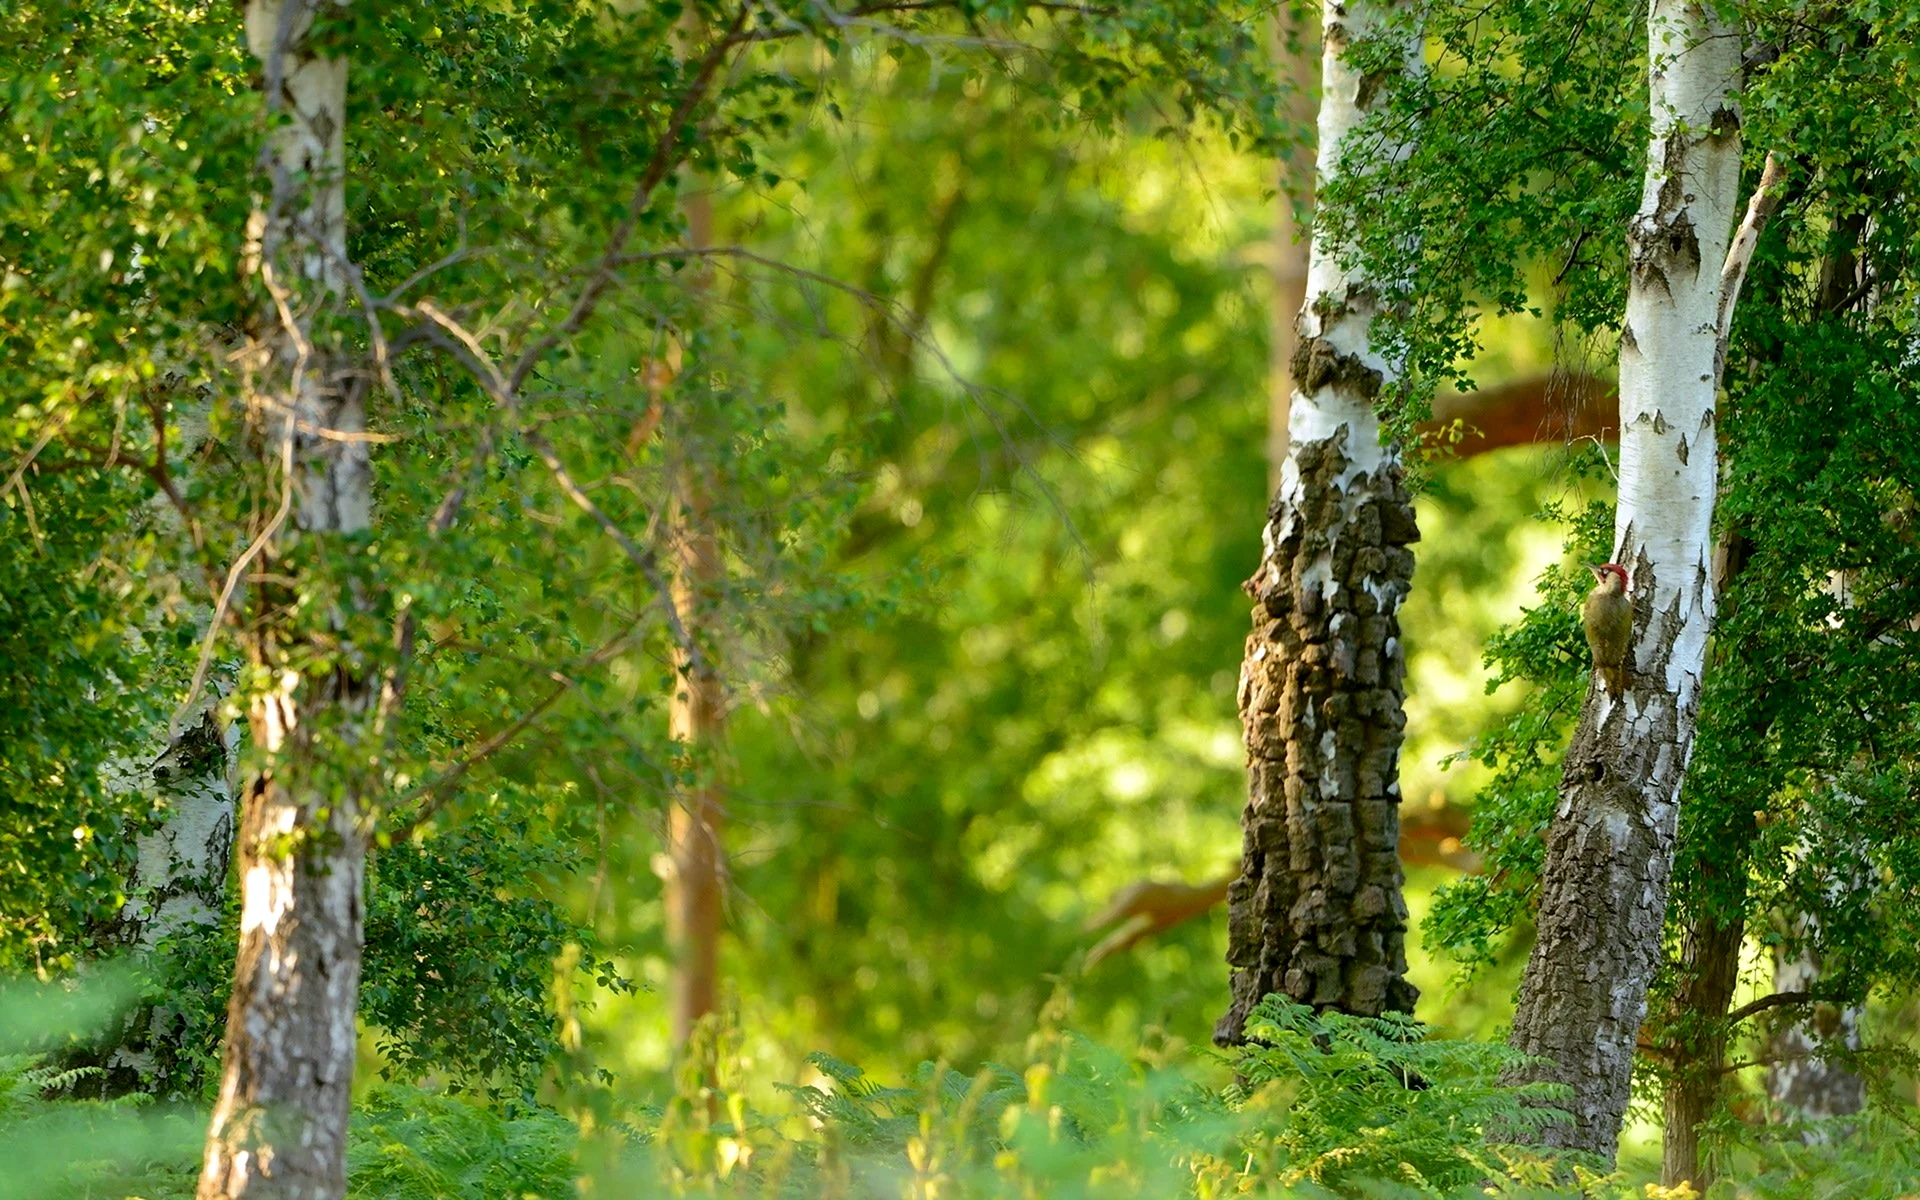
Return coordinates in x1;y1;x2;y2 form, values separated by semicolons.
1218;0;1424;1040
92;704;237;1096
1503;0;1745;1159
82;393;239;1098
1768;931;1866;1127
199;3;369;1196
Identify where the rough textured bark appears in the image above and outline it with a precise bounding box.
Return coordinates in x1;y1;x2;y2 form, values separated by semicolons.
1216;0;1423;1043
1502;0;1746;1159
199;3;370;1197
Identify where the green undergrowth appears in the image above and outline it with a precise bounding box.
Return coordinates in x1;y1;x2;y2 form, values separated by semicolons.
3;983;1918;1199
606;993;1592;1198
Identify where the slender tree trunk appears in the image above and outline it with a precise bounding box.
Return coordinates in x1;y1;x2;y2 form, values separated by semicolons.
1267;6;1317;492
666;477;726;1050
1216;0;1423;1043
1761;232;1875;1138
200;3;372;1196
664;187;728;1053
1660;909;1744;1188
1502;3;1749;1159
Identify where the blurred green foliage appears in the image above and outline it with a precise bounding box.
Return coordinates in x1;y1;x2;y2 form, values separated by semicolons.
9;0;1920;1192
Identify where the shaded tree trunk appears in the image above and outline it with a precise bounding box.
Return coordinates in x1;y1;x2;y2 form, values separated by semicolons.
86;709;237;1098
199;2;373;1196
1216;0;1424;1043
1660;909;1744;1189
1762;229;1875;1139
1502;4;1756;1160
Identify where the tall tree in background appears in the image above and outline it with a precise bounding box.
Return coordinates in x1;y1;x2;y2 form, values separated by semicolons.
1217;0;1423;1041
1501;2;1770;1157
664;182;728;1055
200;0;369;1193
1267;3;1317;491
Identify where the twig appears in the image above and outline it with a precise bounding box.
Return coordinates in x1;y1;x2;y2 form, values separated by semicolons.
523;428;707;672
503;5;753;399
173;408;297;736
387;623;637;836
400;301;707;669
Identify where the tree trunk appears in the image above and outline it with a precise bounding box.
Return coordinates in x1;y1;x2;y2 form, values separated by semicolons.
1502;0;1745;1160
97;387;242;1099
89;709;237;1097
1216;0;1423;1043
666;476;726;1051
1767;933;1865;1128
199;3;371;1197
1660;910;1744;1189
1761;237;1874;1138
664;186;728;1054
1266;6;1316;493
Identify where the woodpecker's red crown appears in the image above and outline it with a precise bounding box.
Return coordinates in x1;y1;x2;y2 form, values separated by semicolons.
1589;562;1629;589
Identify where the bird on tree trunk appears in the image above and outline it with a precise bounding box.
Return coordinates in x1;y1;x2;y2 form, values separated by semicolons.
1583;562;1633;697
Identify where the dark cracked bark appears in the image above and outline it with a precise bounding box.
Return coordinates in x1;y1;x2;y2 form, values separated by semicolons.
1215;0;1424;1043
1216;429;1421;1040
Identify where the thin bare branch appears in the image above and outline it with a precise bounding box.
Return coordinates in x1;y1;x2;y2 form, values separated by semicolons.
1715;151;1787;376
1726;990;1813;1026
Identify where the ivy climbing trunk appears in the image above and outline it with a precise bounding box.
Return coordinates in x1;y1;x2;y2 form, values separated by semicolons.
1502;2;1754;1160
1216;0;1423;1044
199;2;372;1197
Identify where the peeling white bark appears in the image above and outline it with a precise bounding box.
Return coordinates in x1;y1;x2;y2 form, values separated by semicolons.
1504;0;1750;1160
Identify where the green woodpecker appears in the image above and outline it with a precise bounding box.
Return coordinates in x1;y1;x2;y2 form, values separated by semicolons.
1583;562;1632;697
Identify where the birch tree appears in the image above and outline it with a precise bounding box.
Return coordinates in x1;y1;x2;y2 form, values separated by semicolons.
1217;0;1424;1042
199;1;370;1193
1501;5;1775;1158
